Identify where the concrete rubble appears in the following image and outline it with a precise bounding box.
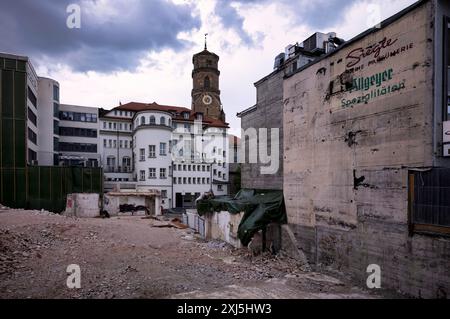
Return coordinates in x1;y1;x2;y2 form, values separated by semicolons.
0;207;404;299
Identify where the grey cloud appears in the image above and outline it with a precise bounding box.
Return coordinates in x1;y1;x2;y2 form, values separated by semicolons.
214;0;357;45
0;0;201;72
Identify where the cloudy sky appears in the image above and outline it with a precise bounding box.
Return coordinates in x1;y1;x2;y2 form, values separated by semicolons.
0;0;417;135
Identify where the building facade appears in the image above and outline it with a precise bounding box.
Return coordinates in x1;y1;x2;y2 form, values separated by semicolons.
99;102;229;209
238;32;342;190
59;104;100;167
0;53;103;212
37;77;60;166
283;0;450;298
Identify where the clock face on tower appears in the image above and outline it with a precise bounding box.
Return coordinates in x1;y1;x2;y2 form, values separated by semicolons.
202;94;213;105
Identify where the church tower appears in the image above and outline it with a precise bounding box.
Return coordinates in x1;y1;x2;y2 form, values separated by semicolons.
191;39;225;121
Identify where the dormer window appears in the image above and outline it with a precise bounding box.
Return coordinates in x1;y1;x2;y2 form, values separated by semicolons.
160;117;166;125
140;116;145;125
150;116;156;124
183;112;189;120
197;113;203;121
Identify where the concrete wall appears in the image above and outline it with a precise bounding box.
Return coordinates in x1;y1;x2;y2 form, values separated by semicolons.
240;71;284;190
103;194;156;216
283;1;450;298
205;211;244;248
64;193;100;218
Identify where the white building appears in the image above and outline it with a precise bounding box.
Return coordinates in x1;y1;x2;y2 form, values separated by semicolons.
59;104;100;167
36;77;60;166
99;102;229;209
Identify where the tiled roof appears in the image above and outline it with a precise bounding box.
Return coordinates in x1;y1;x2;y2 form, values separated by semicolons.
105;102;229;128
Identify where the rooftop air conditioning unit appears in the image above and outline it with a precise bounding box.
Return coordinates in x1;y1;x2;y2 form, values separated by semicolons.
302;32;337;54
273;53;285;70
443;121;450;157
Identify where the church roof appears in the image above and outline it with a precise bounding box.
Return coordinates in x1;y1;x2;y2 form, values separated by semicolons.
106;102;229;128
193;49;219;59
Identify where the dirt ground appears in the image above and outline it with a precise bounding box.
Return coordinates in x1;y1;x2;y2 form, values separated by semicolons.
0;209;393;299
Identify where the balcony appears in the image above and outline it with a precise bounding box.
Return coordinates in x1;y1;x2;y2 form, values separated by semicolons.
104;166;132;174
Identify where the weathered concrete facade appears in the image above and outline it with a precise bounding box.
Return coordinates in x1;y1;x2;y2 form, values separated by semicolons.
283;0;450;298
239;71;285;190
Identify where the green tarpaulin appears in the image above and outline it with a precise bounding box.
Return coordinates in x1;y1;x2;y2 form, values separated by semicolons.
197;189;287;246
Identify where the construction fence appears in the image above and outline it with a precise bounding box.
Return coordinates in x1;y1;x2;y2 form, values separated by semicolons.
0;166;103;213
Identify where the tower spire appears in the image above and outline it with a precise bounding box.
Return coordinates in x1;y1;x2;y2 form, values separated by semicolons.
204;33;208;50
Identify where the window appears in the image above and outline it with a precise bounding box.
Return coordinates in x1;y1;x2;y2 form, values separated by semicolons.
28;128;37;145
149;168;156;179
193;165;196;171
217;185;223;191
160;143;167;156
173;177;177;184
207;178;210;184
28;149;37;164
125;140;128;148
103;122;107;129
139;170;145;181
107;156;116;169
59;111;97;123
59;143;98;153
202;178;205;184
188;178;191;184
197;178;201;184
109;122;112;129
103;139;107;147
113;140;117;148
204;76;210;88
160;168;167;179
409;169;450;236
149;145;156;158
193;178;196;184
173;164;177;171
109;140;112;148
120;140;123;148
53;137;59;151
123;157;131;172
139;148;145;161
161;190;167;199
28;107;37;125
113;123;116;130
53;85;59;102
183;112;189;119
141;116;146;125
178;177;182;184
54;120;59;135
160;117;166;125
53;103;59;118
119;123;123;130
150;116;155;124
183;177;187;184
28;87;37;108
60;127;98;138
